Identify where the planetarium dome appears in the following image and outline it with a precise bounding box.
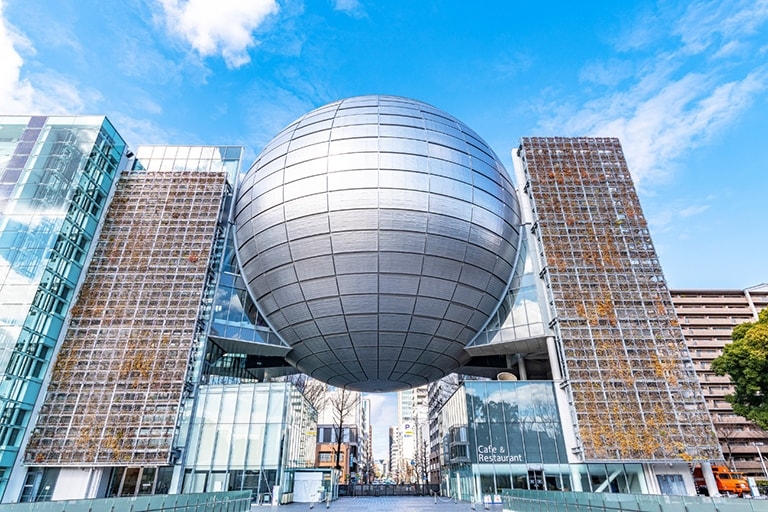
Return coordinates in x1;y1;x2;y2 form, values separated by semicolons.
234;95;521;392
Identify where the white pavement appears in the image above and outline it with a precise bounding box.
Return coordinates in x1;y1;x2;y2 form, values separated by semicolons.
251;496;505;512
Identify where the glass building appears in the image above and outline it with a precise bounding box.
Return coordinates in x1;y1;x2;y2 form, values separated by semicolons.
0;116;127;499
14;144;315;503
181;382;317;503
433;136;723;502
440;381;649;503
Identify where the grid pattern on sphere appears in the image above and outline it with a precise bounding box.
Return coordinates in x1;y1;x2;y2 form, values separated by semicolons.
235;95;521;392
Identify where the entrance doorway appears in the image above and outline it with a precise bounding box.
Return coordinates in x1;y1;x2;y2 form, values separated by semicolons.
107;466;173;497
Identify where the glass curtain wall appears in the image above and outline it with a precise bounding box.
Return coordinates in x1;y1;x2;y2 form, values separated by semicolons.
439;381;647;502
0;116;125;499
208;233;288;352
181;382;316;503
469;236;546;347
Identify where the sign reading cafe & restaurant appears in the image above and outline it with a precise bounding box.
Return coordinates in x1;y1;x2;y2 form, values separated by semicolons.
477;444;523;463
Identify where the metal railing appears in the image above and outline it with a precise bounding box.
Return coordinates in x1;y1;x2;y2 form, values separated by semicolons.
0;491;251;512
339;484;440;497
501;489;768;512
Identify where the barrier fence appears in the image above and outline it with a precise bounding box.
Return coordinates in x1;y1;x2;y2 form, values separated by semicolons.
501;489;768;512
0;491;251;512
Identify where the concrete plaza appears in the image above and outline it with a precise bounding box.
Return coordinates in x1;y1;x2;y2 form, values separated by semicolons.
251;496;504;511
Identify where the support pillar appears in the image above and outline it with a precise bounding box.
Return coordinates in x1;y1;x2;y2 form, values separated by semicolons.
517;353;528;380
701;462;721;497
570;465;583;492
546;336;562;381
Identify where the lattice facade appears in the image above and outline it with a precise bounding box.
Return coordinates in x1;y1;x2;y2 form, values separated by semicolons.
518;137;720;461
26;168;229;465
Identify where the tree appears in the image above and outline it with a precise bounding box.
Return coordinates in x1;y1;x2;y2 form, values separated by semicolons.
711;307;768;430
328;388;361;471
716;423;740;470
285;374;328;412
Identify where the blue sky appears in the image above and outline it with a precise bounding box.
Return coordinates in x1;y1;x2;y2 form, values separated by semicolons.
2;0;766;461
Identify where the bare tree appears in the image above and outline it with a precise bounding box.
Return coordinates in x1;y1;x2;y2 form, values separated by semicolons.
284;374;328;412
328;388;361;471
412;410;429;486
717;423;741;470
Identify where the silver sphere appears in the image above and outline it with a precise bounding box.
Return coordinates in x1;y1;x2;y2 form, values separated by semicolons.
235;95;521;392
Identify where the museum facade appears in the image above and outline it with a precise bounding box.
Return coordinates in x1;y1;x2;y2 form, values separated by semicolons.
0;98;724;503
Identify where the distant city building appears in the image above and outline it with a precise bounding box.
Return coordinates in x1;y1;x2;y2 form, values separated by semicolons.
314;387;367;484
671;284;768;477
397;386;428;484
388;425;401;482
360;398;373;483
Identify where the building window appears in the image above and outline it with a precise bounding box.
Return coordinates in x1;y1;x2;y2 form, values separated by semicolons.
319;452;332;463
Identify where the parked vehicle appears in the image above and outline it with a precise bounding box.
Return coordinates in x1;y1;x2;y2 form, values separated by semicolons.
693;465;751;497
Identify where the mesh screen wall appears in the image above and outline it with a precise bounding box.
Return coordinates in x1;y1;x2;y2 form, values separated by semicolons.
518;137;720;461
26;163;229;465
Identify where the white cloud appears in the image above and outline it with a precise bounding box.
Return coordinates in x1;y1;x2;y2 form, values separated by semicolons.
611;7;664;52
711;40;745;59
156;0;279;68
644;196;715;235
675;0;768;55
536;1;768;188
678;204;710;217
591;68;766;185
333;0;365;18
242;82;319;150
108;112;174;150
0;0;35;113
0;1;95;115
579;59;635;87
493;52;533;80
3;13;157;126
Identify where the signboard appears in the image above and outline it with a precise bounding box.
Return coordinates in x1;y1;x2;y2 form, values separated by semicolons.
476;444;523;463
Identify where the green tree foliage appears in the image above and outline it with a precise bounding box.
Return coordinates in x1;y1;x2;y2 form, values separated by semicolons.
712;308;768;429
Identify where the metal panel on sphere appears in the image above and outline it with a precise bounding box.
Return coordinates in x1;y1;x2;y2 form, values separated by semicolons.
235;95;521;391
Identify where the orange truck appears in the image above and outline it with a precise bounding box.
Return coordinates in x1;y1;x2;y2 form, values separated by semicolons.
693;465;751;497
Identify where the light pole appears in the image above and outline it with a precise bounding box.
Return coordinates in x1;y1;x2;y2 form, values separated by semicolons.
754;442;768;480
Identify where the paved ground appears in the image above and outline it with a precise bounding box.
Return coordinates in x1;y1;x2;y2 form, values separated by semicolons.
251;496;505;511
